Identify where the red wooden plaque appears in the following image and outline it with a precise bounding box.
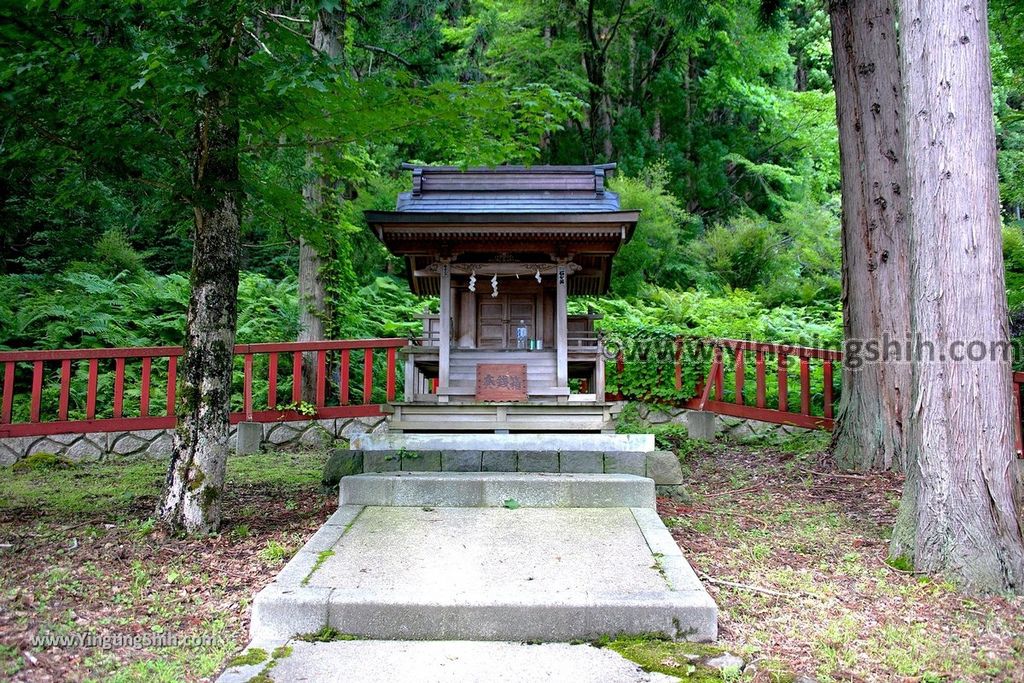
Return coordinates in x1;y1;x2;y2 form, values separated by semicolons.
476;364;528;402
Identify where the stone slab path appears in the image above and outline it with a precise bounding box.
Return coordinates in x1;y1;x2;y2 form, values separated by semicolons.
309;506;666;595
219;471;716;682
221;640;680;682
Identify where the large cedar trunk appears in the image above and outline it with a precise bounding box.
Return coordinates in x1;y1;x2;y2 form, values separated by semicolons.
891;0;1024;591
828;0;910;471
157;87;241;534
298;8;344;401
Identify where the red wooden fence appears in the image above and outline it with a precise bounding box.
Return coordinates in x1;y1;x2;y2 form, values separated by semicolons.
0;339;404;438
610;337;1024;458
2;336;1022;459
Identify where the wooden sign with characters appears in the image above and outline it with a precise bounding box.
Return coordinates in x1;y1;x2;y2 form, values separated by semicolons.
475;364;528;402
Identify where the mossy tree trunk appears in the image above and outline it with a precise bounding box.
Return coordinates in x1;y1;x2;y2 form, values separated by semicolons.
298;8;345;401
828;0;910;472
157;12;242;535
890;0;1024;591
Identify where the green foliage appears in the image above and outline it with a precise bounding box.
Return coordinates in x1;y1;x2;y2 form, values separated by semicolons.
1004;223;1024;310
702;215;784;290
586;285;841;403
0;0;1021;418
77;230;148;279
259;539;290;564
0;270;296;350
610;164;704;296
296;626;359;642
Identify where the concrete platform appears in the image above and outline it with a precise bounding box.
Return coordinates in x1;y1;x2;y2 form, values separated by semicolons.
249;477;717;644
350;432;656;452
339;472;656;509
219;640;680;682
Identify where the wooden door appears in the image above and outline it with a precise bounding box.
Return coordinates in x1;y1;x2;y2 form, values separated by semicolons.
477;295;537;348
508;295;536;348
477;299;506;348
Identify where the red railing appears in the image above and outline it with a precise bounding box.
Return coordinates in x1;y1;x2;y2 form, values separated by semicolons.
609;337;1023;458
4;336;1022;460
0;339;406;438
677;338;842;431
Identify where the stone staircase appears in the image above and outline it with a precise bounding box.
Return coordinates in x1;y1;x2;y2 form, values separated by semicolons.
219;464;717;683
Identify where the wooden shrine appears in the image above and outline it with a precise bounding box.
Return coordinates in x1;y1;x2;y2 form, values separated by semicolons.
365;164;638;432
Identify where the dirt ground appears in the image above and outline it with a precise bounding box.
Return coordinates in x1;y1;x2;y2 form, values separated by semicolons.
0;441;1022;682
664;437;1024;681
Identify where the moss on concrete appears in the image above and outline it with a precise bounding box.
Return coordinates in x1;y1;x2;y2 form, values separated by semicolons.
227;647;268;667
296;626;360;642
597;635;731;681
301;549;335;585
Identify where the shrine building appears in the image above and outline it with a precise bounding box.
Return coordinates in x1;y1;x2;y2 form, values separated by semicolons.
364;164;639;433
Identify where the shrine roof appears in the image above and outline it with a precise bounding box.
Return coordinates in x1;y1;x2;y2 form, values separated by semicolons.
378;164;628;214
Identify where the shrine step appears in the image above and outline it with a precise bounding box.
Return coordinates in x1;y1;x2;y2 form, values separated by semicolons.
246;505;717;644
339;472;656;509
383;402;616;434
350;431;653;451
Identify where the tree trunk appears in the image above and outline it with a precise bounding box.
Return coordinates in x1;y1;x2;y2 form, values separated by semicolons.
828;0;911;471
298;8;345;401
891;0;1024;591
297;236;327;401
157;87;241;534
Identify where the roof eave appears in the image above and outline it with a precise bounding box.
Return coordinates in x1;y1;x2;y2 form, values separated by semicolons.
365;210;639;230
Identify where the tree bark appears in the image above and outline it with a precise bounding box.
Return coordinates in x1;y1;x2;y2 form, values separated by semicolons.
157;29;241;534
891;0;1024;591
828;0;911;471
298;8;345;401
297;235;327;400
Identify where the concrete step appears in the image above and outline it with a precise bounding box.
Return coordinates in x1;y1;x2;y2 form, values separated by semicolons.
350;431;655;452
248;505;717;645
339;472;656;509
219;640;681;683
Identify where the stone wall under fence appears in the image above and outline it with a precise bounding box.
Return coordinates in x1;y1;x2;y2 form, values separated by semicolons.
0;415;387;466
0;400;815;467
620;401;817;442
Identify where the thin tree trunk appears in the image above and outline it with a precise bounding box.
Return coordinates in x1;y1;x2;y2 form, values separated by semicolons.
828;0;910;471
891;0;1024;591
297;236;327;400
298;7;345;401
157;45;241;533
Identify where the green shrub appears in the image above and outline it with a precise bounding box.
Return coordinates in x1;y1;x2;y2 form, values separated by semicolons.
87;229;147;278
701;215;783;290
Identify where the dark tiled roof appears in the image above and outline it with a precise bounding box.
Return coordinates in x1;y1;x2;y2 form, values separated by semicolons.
395;164;621;213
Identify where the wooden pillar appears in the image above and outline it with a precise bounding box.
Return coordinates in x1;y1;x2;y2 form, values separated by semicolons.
555;261;568;402
404;353;415;402
438;259;451;404
594;344;606;401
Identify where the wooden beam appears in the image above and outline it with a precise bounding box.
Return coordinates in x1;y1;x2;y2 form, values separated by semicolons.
438;260;451;404
556;261;569;402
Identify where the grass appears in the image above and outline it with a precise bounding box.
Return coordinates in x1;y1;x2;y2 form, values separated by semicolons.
3;438;1023;681
0;448;334;682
